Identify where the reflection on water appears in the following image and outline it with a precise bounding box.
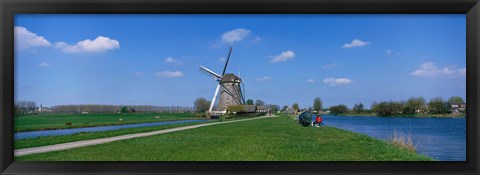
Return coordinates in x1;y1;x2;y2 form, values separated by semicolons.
14;119;207;140
312;115;466;161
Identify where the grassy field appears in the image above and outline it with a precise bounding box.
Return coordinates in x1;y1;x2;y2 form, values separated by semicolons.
14;121;214;149
14;113;197;132
16;114;432;161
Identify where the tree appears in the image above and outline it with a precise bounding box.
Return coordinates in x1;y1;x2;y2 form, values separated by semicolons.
292;103;299;110
448;96;465;105
194;97;211;113
266;104;280;112
371;101;403;116
353;103;364;113
428;97;449;114
120;106;129;113
246;99;254;105
313;97;323;112
405;96;426;114
329;104;348;115
390;101;404;115
255;99;265;106
282;105;289;111
15;101;37;115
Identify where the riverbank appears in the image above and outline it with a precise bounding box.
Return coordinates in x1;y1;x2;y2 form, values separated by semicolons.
332;113;465;118
14;115;272;149
14;121;212;149
16;114;432;161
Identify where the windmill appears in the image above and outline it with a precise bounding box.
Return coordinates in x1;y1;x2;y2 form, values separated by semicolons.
200;47;246;114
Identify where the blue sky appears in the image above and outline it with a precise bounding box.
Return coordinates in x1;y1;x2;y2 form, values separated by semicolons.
14;15;466;109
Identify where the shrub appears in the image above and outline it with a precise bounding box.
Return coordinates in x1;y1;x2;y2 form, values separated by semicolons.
227;105;246;113
387;129;417;153
120;107;129;113
194;113;206;118
329;105;348;115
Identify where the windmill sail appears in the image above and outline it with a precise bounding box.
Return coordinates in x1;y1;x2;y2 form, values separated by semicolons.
222;47;233;76
200;66;222;79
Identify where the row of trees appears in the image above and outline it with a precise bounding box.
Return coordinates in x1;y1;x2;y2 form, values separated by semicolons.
15;102;197;115
15;101;38;115
277;96;465;116
51;105;195;114
327;96;465;116
370;96;464;116
246;99;266;106
280;97;322;114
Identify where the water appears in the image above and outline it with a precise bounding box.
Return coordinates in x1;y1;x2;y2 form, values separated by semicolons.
14;119;207;140
311;115;466;161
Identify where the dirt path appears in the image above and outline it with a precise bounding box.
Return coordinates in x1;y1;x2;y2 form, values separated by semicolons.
15;115;276;157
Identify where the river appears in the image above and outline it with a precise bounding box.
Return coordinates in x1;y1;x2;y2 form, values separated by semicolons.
14;119;207;140
313;115;466;161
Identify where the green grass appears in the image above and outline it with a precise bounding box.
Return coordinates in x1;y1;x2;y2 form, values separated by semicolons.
14;113;196;132
14;121;215;149
16;114;432;161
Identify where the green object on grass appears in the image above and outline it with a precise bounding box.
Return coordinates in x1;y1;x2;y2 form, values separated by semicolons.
298;111;312;126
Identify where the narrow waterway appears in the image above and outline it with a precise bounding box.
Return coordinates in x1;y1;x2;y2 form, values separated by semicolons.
14;119;207;140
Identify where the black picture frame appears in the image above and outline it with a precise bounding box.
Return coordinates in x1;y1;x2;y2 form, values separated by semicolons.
1;0;479;174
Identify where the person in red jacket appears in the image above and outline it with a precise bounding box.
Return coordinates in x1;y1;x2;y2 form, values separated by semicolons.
314;115;324;127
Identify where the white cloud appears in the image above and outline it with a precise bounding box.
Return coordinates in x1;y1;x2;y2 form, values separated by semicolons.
269;50;295;63
156;71;184;78
256;76;272;82
323;63;339;69
221;28;251;43
411;62;466;78
458;68;466;77
307;79;315;83
15;26;51;50
411;62;437;77
134;72;145;76
219;57;226;62
38;62;50;67
342;39;369;48
323;77;354;86
253;37;263;42
164;57;178;63
386;49;392;54
55;36;120;53
441;67;456;75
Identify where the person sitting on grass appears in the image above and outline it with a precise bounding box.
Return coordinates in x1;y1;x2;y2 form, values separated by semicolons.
314;115;324;127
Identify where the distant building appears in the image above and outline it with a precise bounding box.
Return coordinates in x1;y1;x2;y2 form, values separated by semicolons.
128;108;136;113
256;106;267;113
450;103;466;113
285;107;299;115
242;105;257;113
37;105;52;113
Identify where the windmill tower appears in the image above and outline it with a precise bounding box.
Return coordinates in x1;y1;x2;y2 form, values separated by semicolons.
200;47;246;114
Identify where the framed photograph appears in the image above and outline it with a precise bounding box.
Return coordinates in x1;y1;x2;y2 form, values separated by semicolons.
1;0;479;174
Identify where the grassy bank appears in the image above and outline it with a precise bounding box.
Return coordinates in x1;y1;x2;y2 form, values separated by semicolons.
14;121;215;149
14;113;196;132
16;114;432;161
